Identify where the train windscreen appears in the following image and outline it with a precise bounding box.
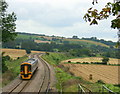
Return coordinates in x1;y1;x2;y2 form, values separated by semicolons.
21;64;31;72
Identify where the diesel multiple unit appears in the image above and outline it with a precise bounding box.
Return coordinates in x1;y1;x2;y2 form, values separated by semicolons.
20;58;38;79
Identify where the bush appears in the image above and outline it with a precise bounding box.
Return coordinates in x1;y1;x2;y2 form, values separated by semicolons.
46;52;49;55
68;61;71;63
76;62;81;64
91;62;94;64
17;57;20;59
97;80;105;84
102;57;109;65
83;62;89;64
25;48;31;54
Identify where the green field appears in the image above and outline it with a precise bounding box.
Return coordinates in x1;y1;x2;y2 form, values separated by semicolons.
63;39;109;48
17;34;43;40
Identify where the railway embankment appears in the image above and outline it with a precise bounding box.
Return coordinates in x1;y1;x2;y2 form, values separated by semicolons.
2;55;28;87
2;54;56;93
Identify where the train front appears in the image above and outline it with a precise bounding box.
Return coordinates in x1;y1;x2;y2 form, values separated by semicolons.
20;62;32;79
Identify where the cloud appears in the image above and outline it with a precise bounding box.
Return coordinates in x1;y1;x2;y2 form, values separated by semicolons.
16;19;118;42
6;0;118;42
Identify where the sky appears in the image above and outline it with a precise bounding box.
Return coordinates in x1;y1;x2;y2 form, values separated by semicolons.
6;0;118;42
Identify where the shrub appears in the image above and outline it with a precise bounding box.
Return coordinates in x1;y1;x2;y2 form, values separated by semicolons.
76;62;81;64
97;80;105;84
68;61;71;63
91;62;94;64
25;48;31;54
102;57;109;65
83;62;89;64
46;52;49;55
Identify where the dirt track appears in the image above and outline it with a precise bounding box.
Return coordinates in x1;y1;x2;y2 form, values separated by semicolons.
62;64;119;84
2;54;56;93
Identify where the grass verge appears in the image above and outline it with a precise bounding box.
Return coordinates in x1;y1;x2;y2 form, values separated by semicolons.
2;55;28;87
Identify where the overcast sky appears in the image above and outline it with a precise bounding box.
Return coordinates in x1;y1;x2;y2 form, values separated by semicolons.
6;0;118;42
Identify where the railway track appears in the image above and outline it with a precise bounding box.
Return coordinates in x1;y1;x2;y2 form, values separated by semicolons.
2;54;55;94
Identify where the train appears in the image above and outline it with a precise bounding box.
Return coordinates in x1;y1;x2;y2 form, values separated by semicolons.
20;58;38;79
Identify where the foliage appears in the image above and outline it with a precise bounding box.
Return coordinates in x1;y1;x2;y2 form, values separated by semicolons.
96;80;105;84
1;1;17;42
102;57;109;65
72;35;79;39
2;52;9;73
42;52;73;65
42;53;82;92
25;48;31;54
82;37;116;46
2;33;119;59
55;67;76;92
2;56;28;86
83;1;120;29
104;84;120;92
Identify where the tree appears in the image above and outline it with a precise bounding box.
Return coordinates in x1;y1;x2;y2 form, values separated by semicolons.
2;52;9;73
83;1;120;29
1;0;17;73
102;57;109;65
25;48;31;54
72;36;79;39
0;1;17;43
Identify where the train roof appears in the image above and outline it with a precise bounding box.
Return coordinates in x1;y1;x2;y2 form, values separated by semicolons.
23;58;38;64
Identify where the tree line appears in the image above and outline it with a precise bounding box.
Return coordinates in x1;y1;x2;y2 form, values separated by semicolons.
3;38;120;59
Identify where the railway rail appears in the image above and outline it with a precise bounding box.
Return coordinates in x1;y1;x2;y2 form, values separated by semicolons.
2;54;55;94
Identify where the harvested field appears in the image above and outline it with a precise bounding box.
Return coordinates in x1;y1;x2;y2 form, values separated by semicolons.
34;40;51;44
2;49;45;59
62;57;119;64
62;64;119;84
38;36;64;40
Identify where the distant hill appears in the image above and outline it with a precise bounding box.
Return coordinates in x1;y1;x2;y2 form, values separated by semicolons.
3;32;119;59
81;37;116;47
63;38;109;48
16;32;115;48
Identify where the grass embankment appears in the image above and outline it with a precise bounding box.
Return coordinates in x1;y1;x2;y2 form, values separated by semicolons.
42;53;120;92
42;53;80;92
2;55;28;87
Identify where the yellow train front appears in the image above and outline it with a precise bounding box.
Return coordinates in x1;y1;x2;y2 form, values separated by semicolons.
20;58;38;80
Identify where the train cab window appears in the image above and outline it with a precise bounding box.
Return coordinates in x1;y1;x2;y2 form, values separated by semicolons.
21;65;24;72
20;64;31;72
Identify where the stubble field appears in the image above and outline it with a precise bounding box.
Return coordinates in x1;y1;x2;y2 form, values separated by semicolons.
2;48;45;59
62;63;119;84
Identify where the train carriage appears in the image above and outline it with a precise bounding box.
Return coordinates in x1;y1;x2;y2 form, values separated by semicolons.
20;58;38;79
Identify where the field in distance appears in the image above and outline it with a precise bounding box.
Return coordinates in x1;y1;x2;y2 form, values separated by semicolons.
62;57;119;65
62;63;119;84
2;48;45;59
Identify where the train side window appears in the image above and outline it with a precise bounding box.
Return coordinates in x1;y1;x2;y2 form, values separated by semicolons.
28;65;31;72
